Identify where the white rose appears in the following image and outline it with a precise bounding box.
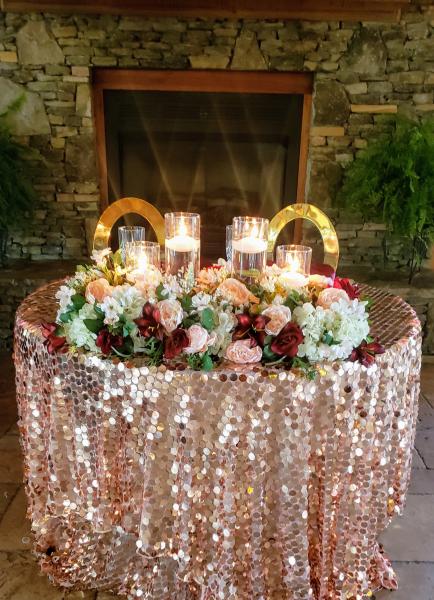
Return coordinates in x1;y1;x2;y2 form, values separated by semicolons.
262;305;292;336
157;298;184;333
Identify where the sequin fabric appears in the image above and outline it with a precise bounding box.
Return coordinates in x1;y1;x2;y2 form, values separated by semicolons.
14;281;421;600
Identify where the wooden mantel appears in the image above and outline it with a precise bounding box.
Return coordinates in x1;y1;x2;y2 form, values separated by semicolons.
1;0;411;23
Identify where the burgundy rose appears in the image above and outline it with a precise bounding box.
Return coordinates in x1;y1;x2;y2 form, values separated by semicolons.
333;277;360;300
270;322;304;358
232;313;270;347
41;322;67;354
96;328;124;356
135;302;164;340
164;328;189;360
350;339;385;367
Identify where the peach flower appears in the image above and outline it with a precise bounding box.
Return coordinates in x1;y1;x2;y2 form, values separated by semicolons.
225;339;262;364
261;305;292;336
157;298;183;333
317;287;349;309
85;278;113;303
185;324;215;355
216;278;259;307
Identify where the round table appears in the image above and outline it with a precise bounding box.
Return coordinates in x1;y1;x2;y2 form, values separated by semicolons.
14;281;421;600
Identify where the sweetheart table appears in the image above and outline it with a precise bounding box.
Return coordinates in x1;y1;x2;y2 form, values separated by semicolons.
14;281;421;600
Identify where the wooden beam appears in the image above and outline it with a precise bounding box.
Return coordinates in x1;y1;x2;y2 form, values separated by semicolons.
92;69;313;96
2;0;410;23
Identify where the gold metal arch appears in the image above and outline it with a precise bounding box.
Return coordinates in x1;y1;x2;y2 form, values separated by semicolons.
93;197;165;250
268;203;339;271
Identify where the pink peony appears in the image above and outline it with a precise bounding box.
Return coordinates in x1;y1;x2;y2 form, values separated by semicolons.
316;287;350;309
157;298;184;333
261;305;292;336
185;324;215;354
225;339;262;364
85;278;113;303
216;278;259;307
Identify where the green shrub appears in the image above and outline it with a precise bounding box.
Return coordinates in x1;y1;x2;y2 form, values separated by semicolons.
338;116;434;282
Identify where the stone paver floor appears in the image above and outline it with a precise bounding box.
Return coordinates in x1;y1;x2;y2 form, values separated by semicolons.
0;351;433;600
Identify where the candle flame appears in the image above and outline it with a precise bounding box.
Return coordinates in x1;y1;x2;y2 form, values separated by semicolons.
287;256;300;273
179;216;187;237
251;222;259;238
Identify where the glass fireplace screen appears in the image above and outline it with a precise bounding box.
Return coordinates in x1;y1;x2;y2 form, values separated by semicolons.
104;90;303;262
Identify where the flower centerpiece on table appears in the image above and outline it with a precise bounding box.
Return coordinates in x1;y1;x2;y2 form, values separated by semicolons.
42;249;384;376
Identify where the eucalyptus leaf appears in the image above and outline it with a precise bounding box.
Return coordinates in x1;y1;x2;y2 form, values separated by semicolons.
200;307;215;332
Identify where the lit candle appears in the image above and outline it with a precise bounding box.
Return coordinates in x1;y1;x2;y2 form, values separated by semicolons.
125;241;160;280
231;217;269;282
231;223;268;254
165;212;201;275
276;244;312;289
165;216;199;252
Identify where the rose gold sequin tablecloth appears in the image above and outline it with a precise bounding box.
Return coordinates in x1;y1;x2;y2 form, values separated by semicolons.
14;282;421;600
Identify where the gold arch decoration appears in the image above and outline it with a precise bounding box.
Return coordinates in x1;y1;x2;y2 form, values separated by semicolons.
93;197;165;250
268;203;339;271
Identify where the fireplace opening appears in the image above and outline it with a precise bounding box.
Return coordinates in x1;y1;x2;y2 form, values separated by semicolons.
94;70;313;263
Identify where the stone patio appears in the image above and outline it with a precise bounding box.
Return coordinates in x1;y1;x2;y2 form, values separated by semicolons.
0;351;433;600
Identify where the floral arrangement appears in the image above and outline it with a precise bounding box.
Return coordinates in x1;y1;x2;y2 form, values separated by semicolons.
42;249;384;375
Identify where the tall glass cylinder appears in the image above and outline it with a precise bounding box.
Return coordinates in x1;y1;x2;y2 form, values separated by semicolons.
231;217;269;283
165;212;200;276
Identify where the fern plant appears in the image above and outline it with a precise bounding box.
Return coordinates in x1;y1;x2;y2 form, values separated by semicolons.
0;97;38;264
338;116;434;282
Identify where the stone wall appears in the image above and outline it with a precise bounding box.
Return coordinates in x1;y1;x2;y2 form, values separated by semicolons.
0;6;433;267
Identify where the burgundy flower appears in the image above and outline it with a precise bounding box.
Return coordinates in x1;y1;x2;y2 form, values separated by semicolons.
270;322;304;358
135;302;164;340
41;322;67;354
232;313;270;347
164;328;189;360
96;328;124;356
350;339;385;367
333;277;360;300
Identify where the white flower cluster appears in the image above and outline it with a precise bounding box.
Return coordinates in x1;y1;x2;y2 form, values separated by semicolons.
293;297;370;362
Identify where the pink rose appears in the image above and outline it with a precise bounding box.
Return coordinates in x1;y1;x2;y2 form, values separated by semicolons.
85;278;113;303
185;324;215;354
225;339;262;364
157;298;183;333
261;305;292;336
317;287;349;309
216;278;259;306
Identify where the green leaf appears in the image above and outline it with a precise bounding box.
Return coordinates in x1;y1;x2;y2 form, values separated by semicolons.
59;311;73;323
262;344;279;362
156;282;168;301
283;290;304;311
71;293;86;311
200;307;215;332
83;318;104;333
182;313;200;329
181;295;193;311
202;353;214;372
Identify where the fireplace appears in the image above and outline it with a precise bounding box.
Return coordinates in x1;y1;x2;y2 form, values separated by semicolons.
93;70;313;262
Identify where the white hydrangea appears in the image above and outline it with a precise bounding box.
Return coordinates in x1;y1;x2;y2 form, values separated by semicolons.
100;285;145;326
191;292;212;310
64;304;98;352
293;298;369;363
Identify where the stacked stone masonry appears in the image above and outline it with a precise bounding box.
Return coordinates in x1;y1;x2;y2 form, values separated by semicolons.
0;6;433;267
